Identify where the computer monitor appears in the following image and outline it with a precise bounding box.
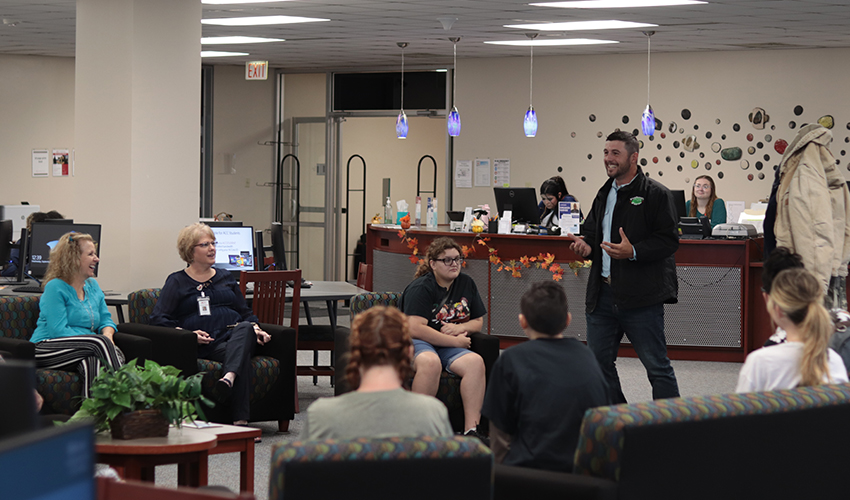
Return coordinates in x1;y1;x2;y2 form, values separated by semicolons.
678;216;712;239
0;423;95;500
493;187;540;224
0;220;13;271
270;222;287;270
210;225;255;278
14;228;30;284
255;229;265;271
41;219;74;224
205;220;243;227
671;190;687;219
28;222;102;279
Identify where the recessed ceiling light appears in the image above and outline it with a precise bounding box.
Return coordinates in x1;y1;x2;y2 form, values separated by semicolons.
202;0;294;4
202;36;284;45
201;51;249;57
530;0;706;8
485;38;618;46
201;15;329;26
505;20;657;30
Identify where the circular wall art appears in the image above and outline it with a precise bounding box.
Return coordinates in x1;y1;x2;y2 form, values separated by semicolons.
649;135;655;141
774;139;788;154
748;174;754;181
657;144;662;150
640;158;647;166
587;154;593;160
597;131;604;138
740;159;750;170
721;134;727;140
718;172;724;179
818;115;834;129
694;124;700;130
706;131;713;139
685;177;690;184
757;142;764;149
633;128;640;137
558;166;563;172
677;165;683;171
668;122;677;133
747;133;754;141
765;134;772;142
793;105;804;116
748;146;756;154
758;173;765;180
680;152;686;158
683;135;699;152
653;157;659;163
666;156;671;162
789;121;796;129
571;132;576;138
681;109;691;120
733;124;741;132
679;128;685;134
658;171;663;176
764;154;771;161
755;161;763;170
716;118;721;124
622;115;629;124
673;140;680;148
661;132;666;139
705;163;712;170
711;142;721;153
581;176;587;182
691;160;699;169
589;114;596;122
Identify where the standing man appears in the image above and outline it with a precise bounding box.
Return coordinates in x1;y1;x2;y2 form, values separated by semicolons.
569;130;679;403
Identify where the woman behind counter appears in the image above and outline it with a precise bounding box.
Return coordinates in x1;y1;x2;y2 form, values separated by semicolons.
538;176;580;228
31;232;123;399
686;175;727;228
150;223;270;426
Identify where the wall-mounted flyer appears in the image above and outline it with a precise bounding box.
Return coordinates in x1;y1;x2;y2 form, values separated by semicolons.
32;149;49;177
493;158;510;187
53;149;69;177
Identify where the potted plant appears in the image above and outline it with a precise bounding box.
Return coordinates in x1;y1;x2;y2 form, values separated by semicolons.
72;359;213;439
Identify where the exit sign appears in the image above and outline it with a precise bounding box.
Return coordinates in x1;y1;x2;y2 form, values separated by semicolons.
246;61;268;80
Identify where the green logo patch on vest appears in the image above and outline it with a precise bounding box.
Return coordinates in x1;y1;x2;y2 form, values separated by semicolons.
630;196;644;206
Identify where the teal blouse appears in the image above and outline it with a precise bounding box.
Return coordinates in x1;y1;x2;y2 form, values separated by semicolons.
686;198;727;228
31;278;116;342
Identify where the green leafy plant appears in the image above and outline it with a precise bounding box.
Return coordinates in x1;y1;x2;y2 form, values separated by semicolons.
72;359;213;432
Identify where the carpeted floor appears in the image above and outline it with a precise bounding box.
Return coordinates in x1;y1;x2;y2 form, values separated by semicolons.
150;307;744;499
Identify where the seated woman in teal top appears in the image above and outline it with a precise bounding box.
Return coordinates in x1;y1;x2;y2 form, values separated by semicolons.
31;232;123;399
685;174;727;228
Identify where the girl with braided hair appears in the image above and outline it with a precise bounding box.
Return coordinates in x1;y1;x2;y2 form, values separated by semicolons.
303;306;452;440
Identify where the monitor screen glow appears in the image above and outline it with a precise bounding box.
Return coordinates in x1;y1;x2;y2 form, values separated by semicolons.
211;226;255;276
28;223;102;279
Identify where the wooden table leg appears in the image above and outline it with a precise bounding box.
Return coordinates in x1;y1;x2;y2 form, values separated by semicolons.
240;439;255;492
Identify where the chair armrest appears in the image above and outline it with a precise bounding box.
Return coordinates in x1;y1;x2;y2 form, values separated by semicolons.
469;332;500;381
116;323;199;376
494;464;617;500
113;332;152;366
256;323;296;370
0;338;35;360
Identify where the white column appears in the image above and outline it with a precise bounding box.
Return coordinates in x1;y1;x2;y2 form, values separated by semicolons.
75;0;201;291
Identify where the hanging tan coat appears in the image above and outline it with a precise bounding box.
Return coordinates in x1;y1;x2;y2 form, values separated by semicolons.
775;124;850;291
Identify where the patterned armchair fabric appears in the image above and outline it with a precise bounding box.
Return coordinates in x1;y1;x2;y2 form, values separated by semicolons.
269;435;493;500
123;288;295;428
574;383;850;482
0;295;150;415
343;292;498;432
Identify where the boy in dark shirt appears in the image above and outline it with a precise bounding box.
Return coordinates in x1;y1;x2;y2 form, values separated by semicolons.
482;281;610;471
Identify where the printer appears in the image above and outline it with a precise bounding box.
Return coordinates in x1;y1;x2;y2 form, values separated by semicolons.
712;223;758;239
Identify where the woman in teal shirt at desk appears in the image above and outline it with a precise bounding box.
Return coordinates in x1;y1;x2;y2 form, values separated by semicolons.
31;232;123;399
685;175;727;228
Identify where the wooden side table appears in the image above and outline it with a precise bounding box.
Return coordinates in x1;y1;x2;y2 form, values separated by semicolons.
180;424;262;493
96;428;217;486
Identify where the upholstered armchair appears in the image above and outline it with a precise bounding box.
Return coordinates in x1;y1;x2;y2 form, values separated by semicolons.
119;288;296;431
0;295;151;415
269;435;493;500
338;292;500;432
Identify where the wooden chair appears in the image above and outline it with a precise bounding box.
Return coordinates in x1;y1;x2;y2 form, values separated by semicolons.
97;477;255;500
356;262;373;291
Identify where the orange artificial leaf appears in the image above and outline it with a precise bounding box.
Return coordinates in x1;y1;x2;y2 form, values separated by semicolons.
497;265;504;272
529;256;538;262
550;263;562;273
489;254;501;264
409;237;418;246
418;258;426;266
477;239;488;246
541;262;549;270
511;268;522;278
520;256;531;267
552;272;563;282
409;255;419;264
398;230;406;239
412;247;419;255
543;253;556;265
461;245;472;257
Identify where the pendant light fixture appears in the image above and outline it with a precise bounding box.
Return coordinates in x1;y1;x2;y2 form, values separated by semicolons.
523;33;538;138
396;42;409;139
640;31;655;137
447;37;461;137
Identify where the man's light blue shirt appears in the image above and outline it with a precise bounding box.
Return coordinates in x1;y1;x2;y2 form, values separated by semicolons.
601;175;638;278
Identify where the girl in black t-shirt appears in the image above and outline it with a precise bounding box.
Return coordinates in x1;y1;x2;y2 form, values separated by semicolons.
399;237;488;436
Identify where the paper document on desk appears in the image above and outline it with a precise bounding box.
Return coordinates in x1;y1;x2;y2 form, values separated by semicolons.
180;420;221;428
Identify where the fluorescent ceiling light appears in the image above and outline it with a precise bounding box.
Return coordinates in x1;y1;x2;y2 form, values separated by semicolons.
485;38;618;46
202;0;294;4
202;36;284;45
201;15;330;26
530;0;706;8
435;69;448;72
505;20;657;30
201;51;249;57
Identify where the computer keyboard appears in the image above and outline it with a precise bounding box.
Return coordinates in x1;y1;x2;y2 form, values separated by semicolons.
13;285;43;294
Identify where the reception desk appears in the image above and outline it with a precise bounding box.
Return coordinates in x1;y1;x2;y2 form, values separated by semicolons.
366;225;766;363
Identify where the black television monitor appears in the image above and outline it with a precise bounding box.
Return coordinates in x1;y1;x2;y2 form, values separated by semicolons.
0;422;95;500
494;187;540;225
271;222;287;270
671;190;687;219
205;220;243;227
0;219;12;271
28;222;102;279
210;225;255;278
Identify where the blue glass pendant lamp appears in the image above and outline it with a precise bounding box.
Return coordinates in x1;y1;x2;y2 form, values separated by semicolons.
447;37;461;137
641;31;656;137
524;33;538;137
396;42;409;139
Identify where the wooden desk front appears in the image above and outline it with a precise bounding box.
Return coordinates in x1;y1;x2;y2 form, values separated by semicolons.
367;225;764;362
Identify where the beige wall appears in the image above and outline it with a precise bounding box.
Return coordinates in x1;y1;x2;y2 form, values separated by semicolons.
0;54;76;215
453;48;850;213
211;65;275;231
